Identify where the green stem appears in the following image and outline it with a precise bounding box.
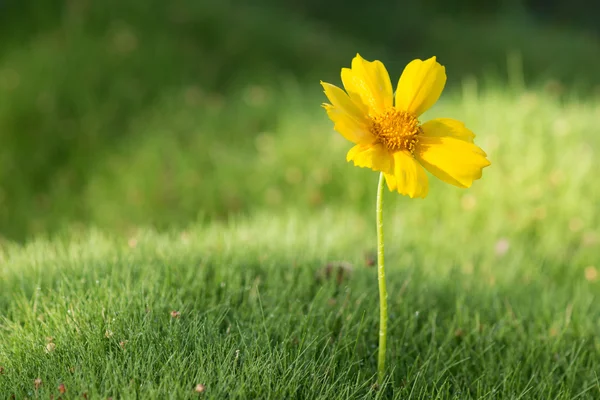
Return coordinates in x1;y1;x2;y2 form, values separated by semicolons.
376;172;388;385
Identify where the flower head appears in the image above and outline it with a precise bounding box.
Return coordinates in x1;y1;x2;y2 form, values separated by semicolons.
321;54;490;198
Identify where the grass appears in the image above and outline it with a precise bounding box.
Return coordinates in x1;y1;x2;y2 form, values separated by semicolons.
2;1;600;398
1;205;600;399
1;0;600;241
2;87;600;397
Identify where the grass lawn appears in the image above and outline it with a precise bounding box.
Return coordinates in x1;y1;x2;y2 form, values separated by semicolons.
2;87;600;398
2;3;600;397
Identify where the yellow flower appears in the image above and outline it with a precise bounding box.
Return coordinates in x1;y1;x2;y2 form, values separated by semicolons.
321;54;491;198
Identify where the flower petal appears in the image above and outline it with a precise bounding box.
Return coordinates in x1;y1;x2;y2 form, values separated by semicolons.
395;57;446;117
321;82;369;124
383;173;397;191
415;136;491;188
389;151;429;198
421;118;476;144
339;68;370;116
323;104;374;144
346;143;393;175
341;54;393;115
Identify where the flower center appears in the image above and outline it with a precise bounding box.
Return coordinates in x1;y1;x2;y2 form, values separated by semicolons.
369;108;421;153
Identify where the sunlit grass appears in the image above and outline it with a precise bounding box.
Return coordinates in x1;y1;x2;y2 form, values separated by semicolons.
1;2;600;397
1;202;600;398
2;85;600;396
83;81;600;239
1;0;600;240
2;64;600;398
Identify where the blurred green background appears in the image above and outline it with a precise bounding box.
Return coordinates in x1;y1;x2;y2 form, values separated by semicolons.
0;0;599;242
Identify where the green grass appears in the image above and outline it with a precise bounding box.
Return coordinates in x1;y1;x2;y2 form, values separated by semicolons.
1;205;600;398
2;1;600;398
2;86;600;397
1;0;600;241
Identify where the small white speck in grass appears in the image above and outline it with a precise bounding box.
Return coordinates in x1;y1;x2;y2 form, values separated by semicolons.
584;266;597;282
194;383;206;393
495;239;510;256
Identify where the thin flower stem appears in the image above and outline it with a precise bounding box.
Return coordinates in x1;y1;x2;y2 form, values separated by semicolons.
376;172;388;385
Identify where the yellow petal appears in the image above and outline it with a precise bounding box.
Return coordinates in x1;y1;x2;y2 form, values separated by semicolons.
415;136;491;188
395;57;446;117
346;143;393;175
321;82;369;124
323;104;374;144
341;54;393;115
383;173;397;191
339;68;370;116
421;118;475;143
390;151;429;198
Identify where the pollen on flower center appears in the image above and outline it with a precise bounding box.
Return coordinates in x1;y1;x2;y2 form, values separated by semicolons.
369;108;422;153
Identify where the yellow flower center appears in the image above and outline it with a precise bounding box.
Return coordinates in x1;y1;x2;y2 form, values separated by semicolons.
370;108;422;153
